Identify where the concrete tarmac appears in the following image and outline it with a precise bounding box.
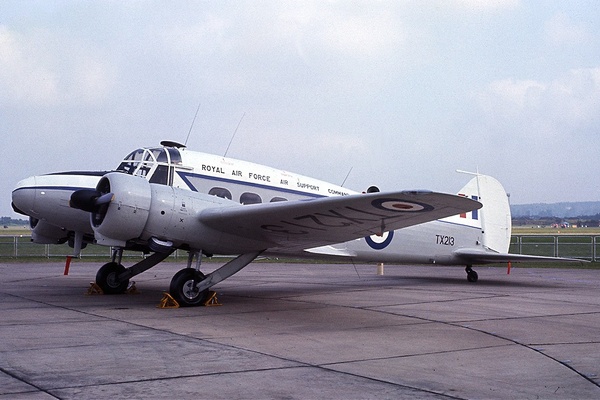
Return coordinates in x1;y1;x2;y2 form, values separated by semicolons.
1;260;600;399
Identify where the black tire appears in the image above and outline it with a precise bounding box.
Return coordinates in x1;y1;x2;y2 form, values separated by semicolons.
169;268;209;307
96;262;129;294
467;270;478;283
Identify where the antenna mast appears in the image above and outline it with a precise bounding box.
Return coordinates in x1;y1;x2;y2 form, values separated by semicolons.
184;102;202;147
341;167;353;187
224;112;246;157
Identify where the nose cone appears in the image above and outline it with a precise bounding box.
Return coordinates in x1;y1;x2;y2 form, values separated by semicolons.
12;176;38;216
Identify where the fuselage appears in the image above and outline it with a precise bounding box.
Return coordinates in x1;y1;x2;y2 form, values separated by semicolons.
12;142;487;264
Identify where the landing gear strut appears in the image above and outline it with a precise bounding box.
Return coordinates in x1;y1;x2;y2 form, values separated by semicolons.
465;265;478;283
93;246;264;306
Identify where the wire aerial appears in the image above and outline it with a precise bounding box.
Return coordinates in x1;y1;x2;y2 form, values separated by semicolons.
224;112;246;157
184;102;202;147
341;166;353;187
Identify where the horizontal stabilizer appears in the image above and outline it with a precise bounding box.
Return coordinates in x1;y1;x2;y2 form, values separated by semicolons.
453;248;588;264
304;246;357;257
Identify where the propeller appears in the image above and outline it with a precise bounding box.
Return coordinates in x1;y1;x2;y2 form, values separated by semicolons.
70;189;114;213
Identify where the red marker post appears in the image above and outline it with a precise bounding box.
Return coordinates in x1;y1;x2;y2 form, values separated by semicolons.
64;256;73;275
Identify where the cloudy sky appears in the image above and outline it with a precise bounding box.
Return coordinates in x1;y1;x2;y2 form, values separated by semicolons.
1;0;599;218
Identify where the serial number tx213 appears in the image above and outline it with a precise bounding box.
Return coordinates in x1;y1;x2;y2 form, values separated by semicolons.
436;235;455;246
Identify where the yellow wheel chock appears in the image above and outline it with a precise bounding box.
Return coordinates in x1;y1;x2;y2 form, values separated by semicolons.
203;291;222;307
158;290;222;308
158;292;180;308
86;282;104;295
126;282;140;295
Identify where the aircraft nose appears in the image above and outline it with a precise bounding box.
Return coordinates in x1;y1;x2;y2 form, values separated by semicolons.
12;176;38;216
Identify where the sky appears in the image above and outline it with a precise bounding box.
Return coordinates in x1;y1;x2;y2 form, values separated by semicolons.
1;0;599;218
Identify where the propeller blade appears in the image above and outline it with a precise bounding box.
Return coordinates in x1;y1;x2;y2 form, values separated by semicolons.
70;190;113;212
70;189;101;212
95;192;114;205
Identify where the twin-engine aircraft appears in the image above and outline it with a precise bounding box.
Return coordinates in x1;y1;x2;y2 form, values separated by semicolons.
11;141;577;306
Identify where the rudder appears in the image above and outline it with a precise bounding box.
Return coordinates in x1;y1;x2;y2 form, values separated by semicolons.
458;174;511;253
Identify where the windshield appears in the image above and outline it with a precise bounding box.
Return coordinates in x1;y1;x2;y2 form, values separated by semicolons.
116;146;181;185
116;149;144;175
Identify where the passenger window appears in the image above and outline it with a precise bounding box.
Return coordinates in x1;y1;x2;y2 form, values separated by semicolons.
270;197;287;202
240;192;262;205
209;187;232;200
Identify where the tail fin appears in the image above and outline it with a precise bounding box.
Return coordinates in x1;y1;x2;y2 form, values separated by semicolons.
458;174;511;253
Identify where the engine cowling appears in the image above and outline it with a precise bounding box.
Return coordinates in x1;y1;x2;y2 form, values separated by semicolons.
88;172;245;253
91;173;152;247
30;218;69;244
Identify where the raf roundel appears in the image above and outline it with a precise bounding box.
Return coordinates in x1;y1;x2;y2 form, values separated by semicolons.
371;198;434;212
365;231;394;250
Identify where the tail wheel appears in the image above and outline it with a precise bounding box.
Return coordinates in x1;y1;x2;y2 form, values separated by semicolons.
465;265;478;283
169;268;209;307
96;262;129;294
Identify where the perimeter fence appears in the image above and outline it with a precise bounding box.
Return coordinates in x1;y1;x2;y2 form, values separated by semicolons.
0;235;184;260
2;234;599;262
509;235;599;262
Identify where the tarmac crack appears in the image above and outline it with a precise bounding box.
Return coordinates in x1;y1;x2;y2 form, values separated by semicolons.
343;301;600;390
447;323;600;389
0;366;61;399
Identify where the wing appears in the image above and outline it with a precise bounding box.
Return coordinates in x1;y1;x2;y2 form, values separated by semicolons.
453;248;587;264
199;190;481;251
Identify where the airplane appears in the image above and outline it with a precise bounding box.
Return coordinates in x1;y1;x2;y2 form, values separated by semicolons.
11;141;582;306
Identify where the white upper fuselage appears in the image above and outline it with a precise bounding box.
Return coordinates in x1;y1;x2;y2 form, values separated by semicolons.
171;148;355;201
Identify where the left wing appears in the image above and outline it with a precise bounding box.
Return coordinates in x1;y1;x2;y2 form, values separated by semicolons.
199;190;481;251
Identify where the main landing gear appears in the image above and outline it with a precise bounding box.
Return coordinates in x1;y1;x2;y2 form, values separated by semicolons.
169;250;263;307
95;248;175;294
93;247;264;307
465;265;478;283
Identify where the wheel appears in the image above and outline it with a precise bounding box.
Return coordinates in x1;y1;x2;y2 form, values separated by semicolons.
96;262;129;294
467;269;478;283
169;268;209;307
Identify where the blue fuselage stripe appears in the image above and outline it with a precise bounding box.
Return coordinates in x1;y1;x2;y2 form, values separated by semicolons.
13;186;91;193
177;171;325;199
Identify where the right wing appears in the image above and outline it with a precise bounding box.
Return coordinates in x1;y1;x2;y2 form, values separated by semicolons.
199;190;481;251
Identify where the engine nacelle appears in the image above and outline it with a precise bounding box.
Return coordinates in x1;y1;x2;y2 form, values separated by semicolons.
90;172;243;253
30;218;68;244
91;173;152;247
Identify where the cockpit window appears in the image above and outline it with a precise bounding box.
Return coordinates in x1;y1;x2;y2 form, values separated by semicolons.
117;149;145;174
154;149;168;163
167;148;182;164
116;146;182;186
149;165;169;185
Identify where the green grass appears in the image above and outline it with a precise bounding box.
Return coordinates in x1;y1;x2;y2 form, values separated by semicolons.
513;226;600;235
499;261;600;269
0;226;31;236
